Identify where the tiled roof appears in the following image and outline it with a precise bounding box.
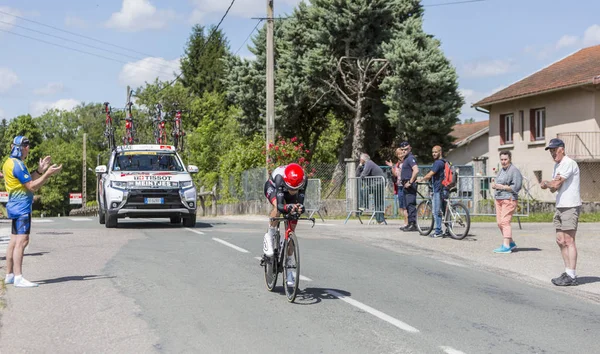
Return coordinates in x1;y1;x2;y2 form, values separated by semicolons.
451;120;489;145
474;45;600;107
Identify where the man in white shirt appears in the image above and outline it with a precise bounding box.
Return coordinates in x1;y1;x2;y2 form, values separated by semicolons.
541;138;582;286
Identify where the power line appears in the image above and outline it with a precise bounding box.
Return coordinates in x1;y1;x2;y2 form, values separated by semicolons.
0;8;156;58
0;28;175;77
423;0;487;7
234;19;263;56
159;0;237;92
0;20;175;75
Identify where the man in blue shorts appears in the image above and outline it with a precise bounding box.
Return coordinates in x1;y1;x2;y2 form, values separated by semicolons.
3;136;62;288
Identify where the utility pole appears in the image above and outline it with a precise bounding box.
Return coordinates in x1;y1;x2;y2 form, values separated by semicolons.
266;0;275;175
82;133;87;206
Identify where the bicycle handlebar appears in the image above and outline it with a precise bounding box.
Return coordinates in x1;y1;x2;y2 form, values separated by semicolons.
270;214;316;228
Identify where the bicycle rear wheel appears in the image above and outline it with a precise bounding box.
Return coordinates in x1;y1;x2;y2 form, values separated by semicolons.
447;202;471;240
416;200;433;236
283;232;300;303
264;250;278;292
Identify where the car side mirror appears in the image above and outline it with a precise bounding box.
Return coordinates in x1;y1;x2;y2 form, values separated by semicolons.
187;165;199;174
95;165;107;174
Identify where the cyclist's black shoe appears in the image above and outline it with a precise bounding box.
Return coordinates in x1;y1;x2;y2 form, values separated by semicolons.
552;272;578;286
403;223;418;232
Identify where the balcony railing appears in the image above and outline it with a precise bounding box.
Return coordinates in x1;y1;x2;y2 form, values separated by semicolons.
557;132;600;161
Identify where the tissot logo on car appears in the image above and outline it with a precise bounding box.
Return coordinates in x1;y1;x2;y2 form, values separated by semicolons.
134;175;172;181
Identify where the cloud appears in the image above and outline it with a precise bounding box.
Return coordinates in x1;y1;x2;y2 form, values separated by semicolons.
65;14;88;29
583;24;600;46
461;59;515;78
541;24;600;55
33;82;65;96
105;0;176;31
30;99;81;117
556;35;578;50
118;57;180;87
188;0;302;23
0;6;20;31
0;67;19;93
0;108;5;118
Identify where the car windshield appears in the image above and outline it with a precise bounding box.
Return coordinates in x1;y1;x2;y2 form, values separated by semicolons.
113;152;184;172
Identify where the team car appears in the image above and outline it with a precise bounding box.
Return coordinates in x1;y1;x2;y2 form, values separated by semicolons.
95;145;199;228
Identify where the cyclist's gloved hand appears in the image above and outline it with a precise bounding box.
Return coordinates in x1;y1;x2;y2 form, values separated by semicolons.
284;204;294;214
298;204;305;214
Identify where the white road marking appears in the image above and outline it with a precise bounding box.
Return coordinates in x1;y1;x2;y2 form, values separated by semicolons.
212;238;249;253
440;346;466;354
33;219;53;223
186;228;205;235
324;290;420;333
69;218;92;221
253;257;312;282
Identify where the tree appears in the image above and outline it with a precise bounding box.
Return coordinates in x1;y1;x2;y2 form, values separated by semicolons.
180;25;230;97
382;15;463;163
463;118;476;124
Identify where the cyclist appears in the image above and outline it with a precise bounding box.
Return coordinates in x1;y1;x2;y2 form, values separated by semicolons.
262;163;308;258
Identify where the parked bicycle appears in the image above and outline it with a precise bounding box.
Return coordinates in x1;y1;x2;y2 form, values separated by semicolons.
103;102;117;151
262;213;315;303
415;182;471;240
153;103;167;145
123;91;136;145
171;105;186;152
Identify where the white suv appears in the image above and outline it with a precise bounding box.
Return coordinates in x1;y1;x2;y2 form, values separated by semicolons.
96;145;199;228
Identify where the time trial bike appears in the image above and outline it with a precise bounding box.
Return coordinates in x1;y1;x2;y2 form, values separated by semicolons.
262;212;315;303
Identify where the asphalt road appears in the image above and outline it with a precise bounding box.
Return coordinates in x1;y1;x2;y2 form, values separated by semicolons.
1;216;599;353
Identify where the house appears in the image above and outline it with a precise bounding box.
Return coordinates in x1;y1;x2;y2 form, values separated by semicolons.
446;120;489;174
474;45;600;202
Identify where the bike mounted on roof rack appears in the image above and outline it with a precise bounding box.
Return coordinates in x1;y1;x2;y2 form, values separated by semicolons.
171;104;186;152
153;103;168;145
123;89;137;146
103;102;117;151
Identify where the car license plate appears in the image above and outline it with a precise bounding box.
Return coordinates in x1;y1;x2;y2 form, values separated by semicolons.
145;198;164;204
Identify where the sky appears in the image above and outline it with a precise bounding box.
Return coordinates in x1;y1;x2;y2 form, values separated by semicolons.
1;0;600;122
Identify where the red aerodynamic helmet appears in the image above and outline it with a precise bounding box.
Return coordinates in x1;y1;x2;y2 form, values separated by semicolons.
283;163;305;190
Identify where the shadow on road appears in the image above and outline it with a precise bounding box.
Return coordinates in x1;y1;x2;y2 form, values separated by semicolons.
114;221;214;229
0;251;49;261
273;287;351;306
513;247;542;252
577;276;600;285
34;274;116;284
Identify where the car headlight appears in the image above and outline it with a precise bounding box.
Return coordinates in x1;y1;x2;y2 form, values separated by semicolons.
111;181;128;189
180;181;194;189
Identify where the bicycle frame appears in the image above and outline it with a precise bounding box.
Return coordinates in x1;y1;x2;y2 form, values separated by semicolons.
103;102;116;151
264;214;315;303
153;104;167;144
172;108;186;151
124;98;135;145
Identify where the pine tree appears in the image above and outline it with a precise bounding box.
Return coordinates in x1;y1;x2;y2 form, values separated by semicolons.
382;15;463;162
180;25;230;97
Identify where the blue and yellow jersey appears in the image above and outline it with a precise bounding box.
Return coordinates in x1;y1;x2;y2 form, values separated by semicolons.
2;158;33;218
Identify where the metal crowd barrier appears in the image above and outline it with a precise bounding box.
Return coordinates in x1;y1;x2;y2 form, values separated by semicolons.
304;178;324;222
456;175;531;228
345;176;387;225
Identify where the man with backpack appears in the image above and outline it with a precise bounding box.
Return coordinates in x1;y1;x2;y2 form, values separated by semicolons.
418;145;453;237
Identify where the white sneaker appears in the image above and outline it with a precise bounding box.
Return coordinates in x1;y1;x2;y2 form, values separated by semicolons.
4;274;14;285
286;271;295;287
14;276;39;288
263;232;274;257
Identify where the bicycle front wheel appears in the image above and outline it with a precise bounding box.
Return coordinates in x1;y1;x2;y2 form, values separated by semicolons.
416;200;433;236
283;232;300;303
447;202;471;240
264;249;278;292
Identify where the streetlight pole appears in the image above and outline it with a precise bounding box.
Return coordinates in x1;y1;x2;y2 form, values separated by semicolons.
266;0;275;176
